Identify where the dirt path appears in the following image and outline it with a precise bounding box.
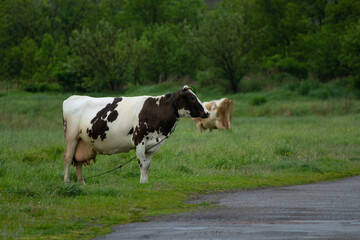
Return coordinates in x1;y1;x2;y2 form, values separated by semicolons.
94;176;360;240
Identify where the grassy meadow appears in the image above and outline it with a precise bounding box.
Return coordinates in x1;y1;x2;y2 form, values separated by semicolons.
1;83;360;239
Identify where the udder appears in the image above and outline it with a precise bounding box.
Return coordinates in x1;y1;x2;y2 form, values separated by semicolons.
75;139;97;165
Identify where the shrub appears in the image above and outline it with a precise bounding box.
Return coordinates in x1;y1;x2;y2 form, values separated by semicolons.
298;81;311;96
263;55;309;80
196;70;216;88
313;89;332;99
239;77;263;93
250;96;268;106
24;82;62;92
288;82;300;92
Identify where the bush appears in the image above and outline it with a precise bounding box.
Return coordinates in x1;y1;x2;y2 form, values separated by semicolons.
288;82;300;92
196;70;216;87
298;81;311;96
314;89;331;99
250;96;268;106
24;82;62;92
239;77;263;93
263;55;309;79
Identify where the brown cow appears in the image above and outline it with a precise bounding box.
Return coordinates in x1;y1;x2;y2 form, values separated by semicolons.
193;98;233;132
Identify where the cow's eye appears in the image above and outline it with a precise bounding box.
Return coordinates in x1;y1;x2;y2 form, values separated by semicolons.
191;96;196;101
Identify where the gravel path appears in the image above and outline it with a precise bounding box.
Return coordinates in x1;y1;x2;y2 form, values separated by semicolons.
94;176;360;240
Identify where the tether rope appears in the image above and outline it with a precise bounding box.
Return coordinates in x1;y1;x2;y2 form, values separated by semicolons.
80;120;178;182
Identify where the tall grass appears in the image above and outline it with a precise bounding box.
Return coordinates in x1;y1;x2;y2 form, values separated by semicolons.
1;85;360;239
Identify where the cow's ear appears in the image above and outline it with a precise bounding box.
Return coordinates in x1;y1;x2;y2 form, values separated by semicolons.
183;85;193;91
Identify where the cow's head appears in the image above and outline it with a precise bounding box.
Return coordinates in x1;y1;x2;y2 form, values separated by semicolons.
174;85;210;118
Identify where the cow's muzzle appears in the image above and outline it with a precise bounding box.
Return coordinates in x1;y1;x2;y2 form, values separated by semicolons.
200;112;210;119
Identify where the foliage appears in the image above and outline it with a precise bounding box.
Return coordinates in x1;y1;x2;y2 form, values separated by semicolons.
250;96;268;106
1;0;360;92
340;20;360;88
67;20;135;91
193;0;253;92
140;24;197;82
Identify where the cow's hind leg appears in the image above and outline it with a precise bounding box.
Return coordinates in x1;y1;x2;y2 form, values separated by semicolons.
76;164;85;184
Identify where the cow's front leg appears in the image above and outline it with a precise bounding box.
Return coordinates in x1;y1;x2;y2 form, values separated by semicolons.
136;143;151;183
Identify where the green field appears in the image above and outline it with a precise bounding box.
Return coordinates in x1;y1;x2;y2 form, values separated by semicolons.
1;84;360;239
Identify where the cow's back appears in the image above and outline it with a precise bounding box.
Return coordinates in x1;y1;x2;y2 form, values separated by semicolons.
63;95;115;122
63;95;148;154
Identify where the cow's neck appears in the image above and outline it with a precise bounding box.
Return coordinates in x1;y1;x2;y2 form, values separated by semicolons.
134;94;179;145
170;93;180;119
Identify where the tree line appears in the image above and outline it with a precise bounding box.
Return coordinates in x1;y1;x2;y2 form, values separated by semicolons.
1;0;360;93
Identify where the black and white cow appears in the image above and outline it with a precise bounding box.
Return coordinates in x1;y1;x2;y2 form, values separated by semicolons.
62;85;209;183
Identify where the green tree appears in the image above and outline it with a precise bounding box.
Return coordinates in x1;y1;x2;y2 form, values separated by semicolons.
69;20;134;91
301;0;328;28
0;0;50;45
124;0;168;26
254;0;312;78
20;38;38;80
49;0;100;39
141;24;197;82
194;1;252;92
166;0;205;25
309;31;344;81
325;0;360;30
307;0;360;81
4;46;23;78
340;20;360;88
33;33;55;81
126;35;153;85
0;0;49;79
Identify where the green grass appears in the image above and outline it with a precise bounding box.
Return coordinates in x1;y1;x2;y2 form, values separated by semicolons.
1;84;360;239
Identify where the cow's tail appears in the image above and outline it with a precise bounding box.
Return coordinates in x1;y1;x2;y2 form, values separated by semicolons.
62;110;67;139
72;157;78;167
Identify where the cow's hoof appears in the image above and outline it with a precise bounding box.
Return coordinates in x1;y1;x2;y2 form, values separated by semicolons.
78;180;86;185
